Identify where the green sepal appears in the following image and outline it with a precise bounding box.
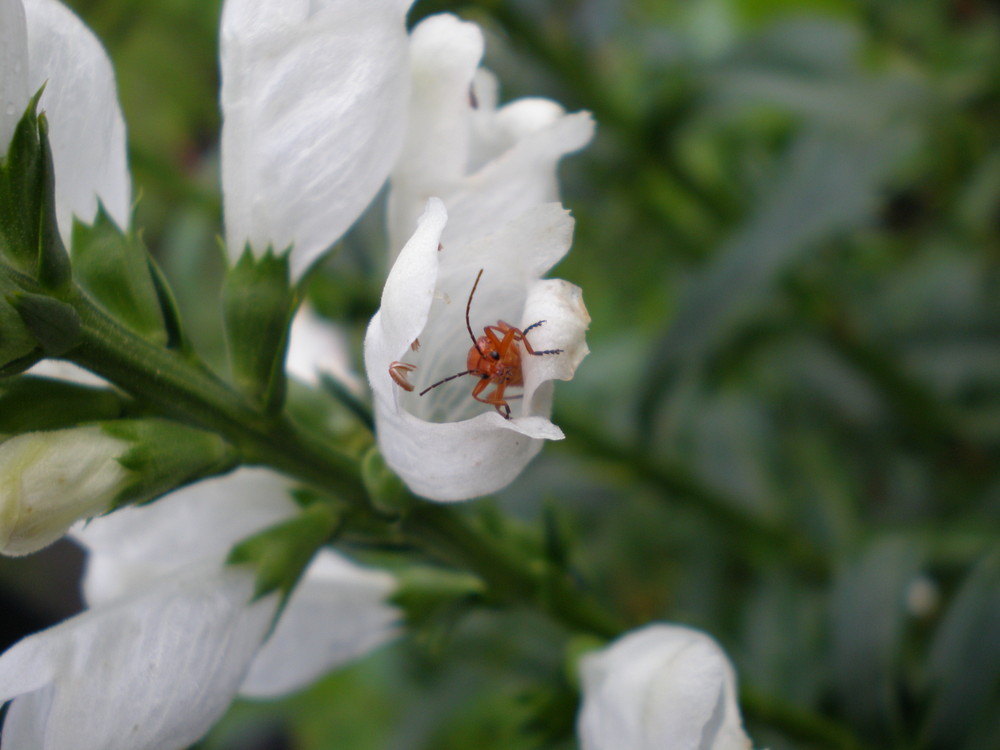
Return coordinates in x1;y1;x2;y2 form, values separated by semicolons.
361;445;411;518
0;375;126;434
71;208;166;345
0;291;39;372
145;252;189;352
223;247;295;413
34;114;71;291
227;502;341;602
101;418;239;508
0;89;45;273
0;90;71;290
7;291;81;355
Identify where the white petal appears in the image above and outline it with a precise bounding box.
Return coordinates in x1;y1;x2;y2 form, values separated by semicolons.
220;0;414;280
239;549;399;698
0;565;276;750
388;11;595;253
24;0;131;236
437;110;594;251
577;624;753;750
387;13;483;247
0;0;28;150
27;360;109;387
72;468;295;607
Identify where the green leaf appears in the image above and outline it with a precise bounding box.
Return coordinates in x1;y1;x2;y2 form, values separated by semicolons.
0;375;126;434
0;90;44;273
830;536;925;744
223;247;295;413
71;207;166;344
361;445;410;517
227;502;341;601
0;90;70;290
0;290;39;373
923;552;1000;749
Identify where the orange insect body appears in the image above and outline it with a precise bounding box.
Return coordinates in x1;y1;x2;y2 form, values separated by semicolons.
420;269;562;419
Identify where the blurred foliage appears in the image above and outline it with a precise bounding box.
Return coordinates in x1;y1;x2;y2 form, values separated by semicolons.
2;0;999;748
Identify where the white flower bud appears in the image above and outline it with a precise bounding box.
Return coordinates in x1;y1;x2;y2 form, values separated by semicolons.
0;426;130;556
578;624;754;750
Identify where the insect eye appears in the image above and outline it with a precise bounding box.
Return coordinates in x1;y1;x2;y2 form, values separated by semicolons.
491;351;500;360
480;373;490;379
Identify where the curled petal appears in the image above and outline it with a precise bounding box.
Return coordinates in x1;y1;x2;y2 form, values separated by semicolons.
240;550;399;698
220;0;414;280
577;624;753;750
24;0;131;235
0;564;276;750
365;200;588;501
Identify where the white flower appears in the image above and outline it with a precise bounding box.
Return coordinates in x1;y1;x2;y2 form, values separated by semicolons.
0;0;130;238
220;0;414;281
577;624;754;750
0;469;400;750
0;426;130;556
363;14;593;503
387;13;594;253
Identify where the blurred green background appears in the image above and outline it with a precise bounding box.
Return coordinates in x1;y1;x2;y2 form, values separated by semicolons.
2;0;999;748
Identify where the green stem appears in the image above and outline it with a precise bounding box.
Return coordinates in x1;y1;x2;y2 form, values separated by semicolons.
403;501;623;638
64;287;366;505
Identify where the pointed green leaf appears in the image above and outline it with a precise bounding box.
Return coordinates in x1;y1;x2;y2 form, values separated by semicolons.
227;502;340;602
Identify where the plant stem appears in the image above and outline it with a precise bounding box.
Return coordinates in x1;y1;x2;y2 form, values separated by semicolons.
403;501;623;638
65;287;367;505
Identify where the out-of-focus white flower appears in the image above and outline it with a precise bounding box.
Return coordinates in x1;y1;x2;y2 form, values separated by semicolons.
220;0;414;281
364;13;593;503
0;426;129;556
577;624;754;750
0;469;400;750
286;303;365;394
0;0;130;238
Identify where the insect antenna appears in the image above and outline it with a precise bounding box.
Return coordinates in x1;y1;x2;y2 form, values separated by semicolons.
467;268;485;355
419;369;476;396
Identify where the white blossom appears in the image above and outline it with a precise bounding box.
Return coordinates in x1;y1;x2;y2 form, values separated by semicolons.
577;624;754;750
363;14;593;502
220;0;414;280
0;0;130;238
0;469;400;750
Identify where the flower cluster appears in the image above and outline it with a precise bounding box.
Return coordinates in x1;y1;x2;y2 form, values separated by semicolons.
0;0;756;748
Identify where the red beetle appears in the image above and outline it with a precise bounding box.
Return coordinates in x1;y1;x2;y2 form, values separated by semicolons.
420;269;562;419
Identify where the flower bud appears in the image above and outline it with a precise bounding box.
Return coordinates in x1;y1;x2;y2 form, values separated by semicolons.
577;624;753;750
0;420;238;556
0;426;130;556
